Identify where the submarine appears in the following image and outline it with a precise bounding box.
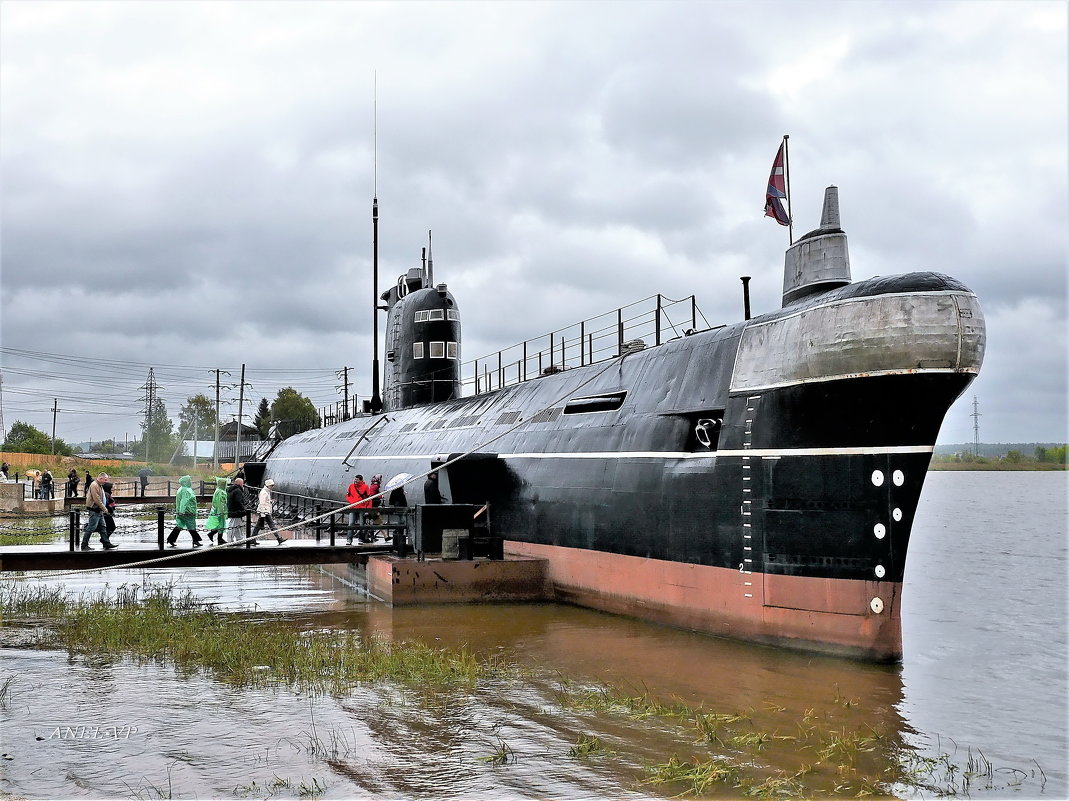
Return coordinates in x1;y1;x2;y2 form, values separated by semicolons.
265;186;986;662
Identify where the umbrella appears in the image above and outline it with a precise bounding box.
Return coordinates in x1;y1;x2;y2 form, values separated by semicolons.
384;473;414;491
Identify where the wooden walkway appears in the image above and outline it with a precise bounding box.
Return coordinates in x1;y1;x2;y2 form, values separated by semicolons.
0;541;394;572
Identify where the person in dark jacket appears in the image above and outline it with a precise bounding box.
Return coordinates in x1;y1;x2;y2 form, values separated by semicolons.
102;480;117;537
388;485;407;507
40;470;53;500
138;467;152;497
83;470;92;497
67;468;79;498
423;472;446;504
224;477;252;545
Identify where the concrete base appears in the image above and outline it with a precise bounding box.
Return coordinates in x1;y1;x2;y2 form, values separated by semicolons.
330;555;550;605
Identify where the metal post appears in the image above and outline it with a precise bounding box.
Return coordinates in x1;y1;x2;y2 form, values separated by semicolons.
617;308;624;355
157;507;165;549
588;332;593;364
474;359;479;394
549;333;555;369
245;511;252;548
580;321;585;366
741;276;752;320
523;342;527;382
328;512;335;546
656;293;662;345
498;351;503;390
561;336;565;369
691;295;697;331
69;510;76;551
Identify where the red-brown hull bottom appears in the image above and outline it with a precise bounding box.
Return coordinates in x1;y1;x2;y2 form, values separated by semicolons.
505;540;903;662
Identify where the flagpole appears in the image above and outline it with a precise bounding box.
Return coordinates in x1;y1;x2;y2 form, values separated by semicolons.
783;134;794;245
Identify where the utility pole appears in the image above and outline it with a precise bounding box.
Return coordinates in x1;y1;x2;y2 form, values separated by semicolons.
0;371;6;444
138;368;159;464
210;368;231;469
336;366;351;421
235;363;247;471
971;396;982;459
50;398;59;455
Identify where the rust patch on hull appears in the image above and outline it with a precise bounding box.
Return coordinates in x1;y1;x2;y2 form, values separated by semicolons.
506;540;903;662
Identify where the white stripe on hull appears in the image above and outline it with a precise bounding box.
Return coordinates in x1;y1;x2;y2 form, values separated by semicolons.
270;444;934;462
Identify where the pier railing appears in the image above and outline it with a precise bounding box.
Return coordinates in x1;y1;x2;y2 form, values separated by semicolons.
462;293;709;395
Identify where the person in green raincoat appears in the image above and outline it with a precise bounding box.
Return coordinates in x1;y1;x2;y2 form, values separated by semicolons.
166;476;203;547
205;477;228;544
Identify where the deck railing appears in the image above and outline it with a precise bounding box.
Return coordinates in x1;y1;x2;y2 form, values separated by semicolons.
463;293;708;395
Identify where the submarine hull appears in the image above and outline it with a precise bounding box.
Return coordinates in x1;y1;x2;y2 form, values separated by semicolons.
266;272;984;661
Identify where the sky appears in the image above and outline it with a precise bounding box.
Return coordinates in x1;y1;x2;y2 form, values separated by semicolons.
1;0;1066;449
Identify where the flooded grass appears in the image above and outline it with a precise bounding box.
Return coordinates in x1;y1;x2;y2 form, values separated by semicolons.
0;581;1046;799
551;678;1041;798
0;582;511;694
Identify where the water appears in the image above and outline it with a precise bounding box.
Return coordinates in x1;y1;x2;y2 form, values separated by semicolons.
1;471;1065;799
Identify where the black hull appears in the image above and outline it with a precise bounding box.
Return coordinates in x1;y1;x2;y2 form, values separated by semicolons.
266;272;985;659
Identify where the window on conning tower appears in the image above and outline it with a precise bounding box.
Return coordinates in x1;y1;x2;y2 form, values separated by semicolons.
429;341;445;358
447;342;458;359
413;342;425;359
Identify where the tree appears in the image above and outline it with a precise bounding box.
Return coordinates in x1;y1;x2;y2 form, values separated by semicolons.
134;398;179;462
178;394;218;440
253;397;271;438
0;420;74;456
1004;450;1024;464
270;387;320;438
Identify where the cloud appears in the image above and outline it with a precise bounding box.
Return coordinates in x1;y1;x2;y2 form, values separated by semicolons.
1;0;1065;447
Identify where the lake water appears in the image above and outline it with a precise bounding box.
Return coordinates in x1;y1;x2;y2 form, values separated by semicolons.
0;471;1065;799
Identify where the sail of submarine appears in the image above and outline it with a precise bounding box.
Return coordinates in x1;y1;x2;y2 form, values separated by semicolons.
266;186;986;662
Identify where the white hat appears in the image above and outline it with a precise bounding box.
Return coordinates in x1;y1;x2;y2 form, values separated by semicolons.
265;479;275;487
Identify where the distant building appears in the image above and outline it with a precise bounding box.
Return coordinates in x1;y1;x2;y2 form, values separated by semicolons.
214;422;262;462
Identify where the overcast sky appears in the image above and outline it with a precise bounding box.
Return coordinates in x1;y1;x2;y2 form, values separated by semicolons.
1;0;1066;449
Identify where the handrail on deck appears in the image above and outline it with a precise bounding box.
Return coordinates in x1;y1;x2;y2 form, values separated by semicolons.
464;293;711;395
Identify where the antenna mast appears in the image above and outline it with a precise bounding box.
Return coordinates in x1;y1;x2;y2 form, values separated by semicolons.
971;396;982;458
370;72;383;414
427;230;433;287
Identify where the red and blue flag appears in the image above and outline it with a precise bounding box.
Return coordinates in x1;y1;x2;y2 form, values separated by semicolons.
764;143;790;226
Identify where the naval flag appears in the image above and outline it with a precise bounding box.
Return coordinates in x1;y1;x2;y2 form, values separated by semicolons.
764;142;790;226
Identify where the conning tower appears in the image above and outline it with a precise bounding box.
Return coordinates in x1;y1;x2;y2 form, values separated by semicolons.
782;185;851;306
380;263;461;411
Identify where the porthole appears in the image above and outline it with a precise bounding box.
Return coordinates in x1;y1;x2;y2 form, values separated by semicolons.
870;597;884;614
892;469;905;486
875;564;886;578
892;507;903;522
874;523;886;539
871;470;884;487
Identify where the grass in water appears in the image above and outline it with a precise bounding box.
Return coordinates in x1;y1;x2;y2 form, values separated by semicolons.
569;733;615;758
555;678;1040;799
0;582;510;694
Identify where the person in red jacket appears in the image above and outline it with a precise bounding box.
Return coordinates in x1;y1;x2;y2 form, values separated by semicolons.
345;475;372;545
